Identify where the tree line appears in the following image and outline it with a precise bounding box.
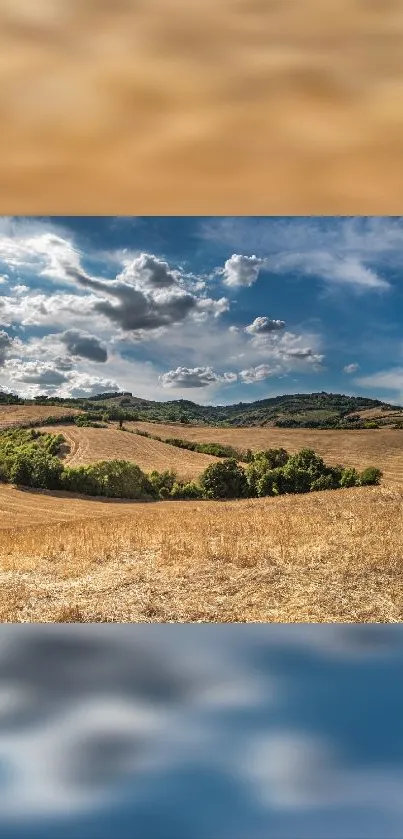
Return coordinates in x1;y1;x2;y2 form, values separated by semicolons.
0;428;382;501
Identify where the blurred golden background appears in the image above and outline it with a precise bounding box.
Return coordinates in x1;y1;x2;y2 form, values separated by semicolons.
1;0;403;214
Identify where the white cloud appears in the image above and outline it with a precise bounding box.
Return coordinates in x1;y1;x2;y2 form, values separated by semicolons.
354;368;403;403
270;252;389;291
3;358;120;399
221;254;265;288
201;217;398;292
0;330;14;366
159;366;238;389
245;317;286;335
343;363;360;374
239;365;276;383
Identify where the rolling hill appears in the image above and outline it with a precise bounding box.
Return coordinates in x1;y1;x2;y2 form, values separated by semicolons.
3;389;402;429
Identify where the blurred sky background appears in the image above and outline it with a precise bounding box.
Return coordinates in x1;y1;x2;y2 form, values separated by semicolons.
1;0;403;214
1;624;403;839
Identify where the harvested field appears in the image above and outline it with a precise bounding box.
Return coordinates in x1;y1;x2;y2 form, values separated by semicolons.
0;405;82;429
1;484;403;623
129;423;403;486
0;483;156;529
41;424;219;479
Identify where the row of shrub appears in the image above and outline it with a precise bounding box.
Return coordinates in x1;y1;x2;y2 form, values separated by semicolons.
128;427;251;461
0;429;383;501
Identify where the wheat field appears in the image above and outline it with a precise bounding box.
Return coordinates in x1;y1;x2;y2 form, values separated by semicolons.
130;422;403;486
0;405;82;429
41;423;219;479
1;485;403;623
2;0;403;214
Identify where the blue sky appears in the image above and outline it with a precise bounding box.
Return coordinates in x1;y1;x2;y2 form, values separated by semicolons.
1;216;403;404
1;625;403;839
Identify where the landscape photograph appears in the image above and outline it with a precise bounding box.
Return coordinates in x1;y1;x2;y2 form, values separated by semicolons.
1;214;403;623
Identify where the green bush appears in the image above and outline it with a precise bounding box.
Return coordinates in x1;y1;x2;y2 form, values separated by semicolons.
170;481;203;499
281;463;312;494
147;469;177;499
251;448;290;468
200;458;248;499
310;474;336;492
61;460;149;498
256;469;280;497
359;466;382;486
340;467;360;488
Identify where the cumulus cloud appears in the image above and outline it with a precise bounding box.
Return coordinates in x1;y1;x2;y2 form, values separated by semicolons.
61;375;121;399
195;296;230;319
60;330;108;363
61;256;206;335
5;360;70;387
245;317;286;335
119;253;178;289
0;330;13;366
3;357;120;399
286;347;324;362
221;254;265;288
343;363;360;374
239;365;275;383
159;366;237;389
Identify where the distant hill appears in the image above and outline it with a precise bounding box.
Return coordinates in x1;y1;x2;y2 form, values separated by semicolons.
2;389;403;429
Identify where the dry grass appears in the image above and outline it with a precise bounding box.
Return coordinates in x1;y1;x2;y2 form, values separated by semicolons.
2;0;403;214
0;405;82;429
350;407;403;420
41;423;219;479
130;423;403;486
1;485;403;623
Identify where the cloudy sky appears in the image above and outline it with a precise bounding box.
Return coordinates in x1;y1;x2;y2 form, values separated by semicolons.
1;216;403;404
1;625;403;839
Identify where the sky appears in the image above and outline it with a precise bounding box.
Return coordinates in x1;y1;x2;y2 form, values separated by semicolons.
1;624;403;839
1;215;403;405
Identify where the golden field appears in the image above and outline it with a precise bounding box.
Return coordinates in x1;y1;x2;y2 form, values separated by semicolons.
1;485;403;623
130;422;403;486
2;0;403;215
0;404;82;429
41;423;219;479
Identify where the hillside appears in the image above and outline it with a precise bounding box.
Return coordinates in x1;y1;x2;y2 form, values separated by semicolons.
128;422;403;487
2;390;402;429
0;404;83;430
41;423;219;480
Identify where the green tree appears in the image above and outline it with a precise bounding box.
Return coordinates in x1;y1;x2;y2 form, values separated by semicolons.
200;458;248;499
